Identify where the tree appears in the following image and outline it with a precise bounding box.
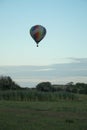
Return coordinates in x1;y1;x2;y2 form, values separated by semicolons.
36;82;52;92
0;76;21;90
71;88;78;93
66;82;74;86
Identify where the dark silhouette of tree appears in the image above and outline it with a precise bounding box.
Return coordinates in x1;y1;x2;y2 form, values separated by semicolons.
36;82;52;92
71;88;78;93
0;76;21;90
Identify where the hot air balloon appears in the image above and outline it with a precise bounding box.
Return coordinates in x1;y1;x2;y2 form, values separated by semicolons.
30;25;46;47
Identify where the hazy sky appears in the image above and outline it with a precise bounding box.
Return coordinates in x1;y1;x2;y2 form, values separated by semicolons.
0;0;87;66
0;0;87;87
0;59;87;87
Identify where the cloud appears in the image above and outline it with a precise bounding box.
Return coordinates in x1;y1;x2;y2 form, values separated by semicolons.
67;57;87;63
0;58;87;87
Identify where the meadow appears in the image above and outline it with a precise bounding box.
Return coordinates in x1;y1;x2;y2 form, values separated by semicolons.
0;92;87;130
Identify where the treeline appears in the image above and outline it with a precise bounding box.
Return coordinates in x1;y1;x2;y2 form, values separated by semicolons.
0;76;21;90
0;76;87;95
0;77;77;101
36;82;87;95
64;82;87;94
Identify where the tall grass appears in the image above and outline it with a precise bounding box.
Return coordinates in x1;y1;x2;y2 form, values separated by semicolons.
0;90;78;101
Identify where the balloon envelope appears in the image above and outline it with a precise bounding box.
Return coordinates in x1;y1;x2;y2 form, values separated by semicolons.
30;25;46;47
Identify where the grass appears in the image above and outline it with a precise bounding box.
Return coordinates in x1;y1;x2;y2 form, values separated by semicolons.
0;95;87;130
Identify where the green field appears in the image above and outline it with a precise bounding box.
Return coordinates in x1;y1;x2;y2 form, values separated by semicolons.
0;95;87;130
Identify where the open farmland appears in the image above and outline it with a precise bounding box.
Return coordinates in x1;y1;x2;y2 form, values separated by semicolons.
0;95;87;130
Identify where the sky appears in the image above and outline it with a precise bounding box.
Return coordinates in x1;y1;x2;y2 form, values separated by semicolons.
0;0;87;87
